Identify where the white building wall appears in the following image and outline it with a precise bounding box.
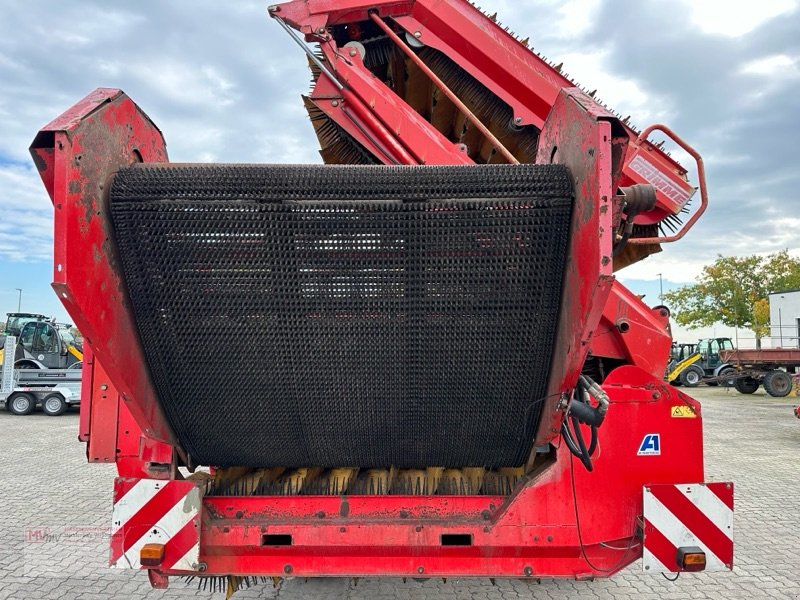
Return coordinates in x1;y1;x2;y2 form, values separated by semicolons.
769;289;800;348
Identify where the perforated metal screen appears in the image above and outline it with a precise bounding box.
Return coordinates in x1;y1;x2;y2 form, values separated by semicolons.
109;164;573;468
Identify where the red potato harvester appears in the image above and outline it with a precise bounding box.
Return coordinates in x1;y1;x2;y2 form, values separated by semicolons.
29;0;731;594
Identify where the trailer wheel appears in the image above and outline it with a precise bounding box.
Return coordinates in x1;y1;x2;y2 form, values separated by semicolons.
42;393;68;416
679;365;704;387
7;392;36;415
718;367;736;387
733;377;759;394
763;370;792;398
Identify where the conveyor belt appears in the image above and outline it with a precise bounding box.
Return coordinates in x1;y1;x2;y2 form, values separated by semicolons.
109;164;573;468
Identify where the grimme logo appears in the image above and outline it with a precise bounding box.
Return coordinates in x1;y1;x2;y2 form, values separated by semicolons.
637;433;661;456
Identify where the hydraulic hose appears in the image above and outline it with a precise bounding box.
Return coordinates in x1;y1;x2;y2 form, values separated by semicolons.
562;375;607;471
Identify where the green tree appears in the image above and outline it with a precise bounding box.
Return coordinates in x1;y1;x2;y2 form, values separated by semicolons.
663;250;800;348
752;298;770;341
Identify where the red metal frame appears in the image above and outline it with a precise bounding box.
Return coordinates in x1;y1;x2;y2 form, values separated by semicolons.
30;0;719;583
30;89;173;447
189;365;702;578
31;87;707;581
368;11;518;164
306;63;472;165
531;88;615;447
273;0;698;227
589;282;673;379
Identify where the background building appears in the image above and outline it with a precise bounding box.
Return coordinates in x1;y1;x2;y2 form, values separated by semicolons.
769;289;800;348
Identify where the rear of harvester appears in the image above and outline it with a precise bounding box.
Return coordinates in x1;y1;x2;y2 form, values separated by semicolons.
29;0;732;594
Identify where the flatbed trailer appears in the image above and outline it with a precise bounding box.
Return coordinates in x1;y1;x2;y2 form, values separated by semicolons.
0;336;81;415
719;348;800;397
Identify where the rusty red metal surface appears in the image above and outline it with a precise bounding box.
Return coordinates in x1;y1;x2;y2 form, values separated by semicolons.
531;88;615;447
720;348;800;367
30;89;175;449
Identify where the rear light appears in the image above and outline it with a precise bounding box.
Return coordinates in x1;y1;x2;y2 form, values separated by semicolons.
140;543;165;567
677;546;706;571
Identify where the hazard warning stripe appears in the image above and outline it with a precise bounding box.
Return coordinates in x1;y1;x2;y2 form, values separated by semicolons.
677;484;734;531
110;482;191;563
642;522;680;572
113;491;197;568
113;478;141;505
162;519;200;571
110;478;201;570
705;483;734;511
649;486;733;564
112;480;180;535
643;483;734;573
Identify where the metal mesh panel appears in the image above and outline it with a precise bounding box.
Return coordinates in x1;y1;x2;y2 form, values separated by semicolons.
109;164;573;468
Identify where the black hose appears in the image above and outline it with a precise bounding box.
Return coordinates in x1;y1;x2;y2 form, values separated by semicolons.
587;422;598;456
571;415;593;471
561;379;600;471
561;419;582;456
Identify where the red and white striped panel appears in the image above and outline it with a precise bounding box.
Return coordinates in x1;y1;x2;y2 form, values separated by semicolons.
110;478;201;571
643;482;733;572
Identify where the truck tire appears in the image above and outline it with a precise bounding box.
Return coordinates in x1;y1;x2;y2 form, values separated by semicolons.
42;393;68;416
679;365;704;387
733;377;759;394
7;392;36;415
763;370;792;398
717;367;736;387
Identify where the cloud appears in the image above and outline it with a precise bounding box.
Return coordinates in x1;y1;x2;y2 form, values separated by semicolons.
740;54;799;76
680;0;798;37
0;163;53;262
0;0;797;291
0;0;322;274
555;0;800;283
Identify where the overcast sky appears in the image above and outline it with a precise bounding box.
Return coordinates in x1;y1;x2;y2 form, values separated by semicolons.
0;0;798;345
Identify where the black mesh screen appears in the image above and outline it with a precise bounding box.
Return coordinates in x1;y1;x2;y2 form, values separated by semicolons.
109;164;573;468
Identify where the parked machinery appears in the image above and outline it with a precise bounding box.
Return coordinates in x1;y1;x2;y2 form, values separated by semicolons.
720;348;800;397
14;319;82;370
668;336;800;397
1;336;82;416
29;0;733;592
667;337;735;387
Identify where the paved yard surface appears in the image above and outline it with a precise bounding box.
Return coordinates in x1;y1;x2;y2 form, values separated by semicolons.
1;386;798;599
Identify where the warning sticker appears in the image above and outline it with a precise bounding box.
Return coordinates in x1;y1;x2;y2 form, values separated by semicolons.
671;405;696;418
